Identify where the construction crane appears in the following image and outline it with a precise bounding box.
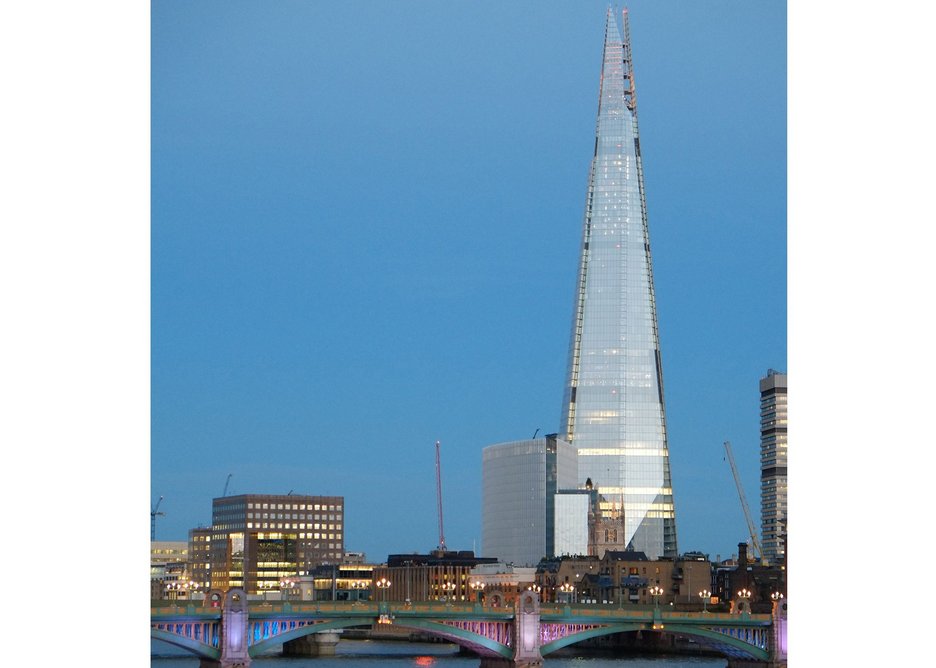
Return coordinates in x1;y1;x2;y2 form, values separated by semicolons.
723;441;766;565
151;496;165;541
435;440;446;552
222;474;232;497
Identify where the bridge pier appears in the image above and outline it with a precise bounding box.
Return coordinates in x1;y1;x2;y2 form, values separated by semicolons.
282;631;342;657
726;596;787;668
479;590;543;667
218;589;251;668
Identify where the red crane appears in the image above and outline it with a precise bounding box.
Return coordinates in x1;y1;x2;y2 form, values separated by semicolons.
435;440;446;552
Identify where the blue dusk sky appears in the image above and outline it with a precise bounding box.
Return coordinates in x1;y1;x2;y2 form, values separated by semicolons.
150;0;786;562
7;1;934;662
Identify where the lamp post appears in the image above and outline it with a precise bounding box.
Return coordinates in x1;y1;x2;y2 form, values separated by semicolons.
649;585;666;630
559;583;575;604
698;589;711;613
351;580;368;601
375;577;391;603
649;585;665;610
440;581;456;603
771;591;784;601
165;580;187;601
737;588;752;614
526;584;542;601
469;580;485;603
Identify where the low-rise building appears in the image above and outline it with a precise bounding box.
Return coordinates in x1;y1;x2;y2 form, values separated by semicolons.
372;551;497;603
534;551;714;607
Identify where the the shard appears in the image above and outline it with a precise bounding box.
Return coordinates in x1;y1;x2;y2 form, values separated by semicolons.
559;8;677;559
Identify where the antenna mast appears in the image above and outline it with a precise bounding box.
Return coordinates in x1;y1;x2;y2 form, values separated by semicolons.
435;440;446;551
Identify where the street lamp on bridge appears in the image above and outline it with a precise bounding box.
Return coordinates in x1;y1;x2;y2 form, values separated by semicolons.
350;580;368;601
649;585;665;610
698;589;711;613
737;588;752;614
375;577;391;602
559;583;575;604
469;580;485;603
439;581;456;603
280;579;295;602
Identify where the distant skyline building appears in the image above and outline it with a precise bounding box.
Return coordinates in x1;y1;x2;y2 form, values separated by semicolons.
759;370;787;565
558;8;677;559
209;493;344;594
481;435;577;566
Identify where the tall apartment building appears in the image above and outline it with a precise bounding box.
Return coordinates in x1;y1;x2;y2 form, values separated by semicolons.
558;8;677;559
759;370;787;565
209;493;344;594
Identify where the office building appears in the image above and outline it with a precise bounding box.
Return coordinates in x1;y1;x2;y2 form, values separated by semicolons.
188;527;212;590
372;551;498;603
558;8;677;559
209;493;344;594
759;370;787;565
481;435;577;566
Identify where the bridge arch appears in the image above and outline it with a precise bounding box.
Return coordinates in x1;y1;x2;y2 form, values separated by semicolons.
389;618;513;659
541;623;769;663
151;630;219;661
246;617;373;657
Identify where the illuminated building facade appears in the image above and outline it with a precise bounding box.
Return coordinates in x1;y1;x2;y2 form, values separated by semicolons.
759;370;787;565
372;552;497;603
209;493;344;594
188;527;212;590
559;8;677;559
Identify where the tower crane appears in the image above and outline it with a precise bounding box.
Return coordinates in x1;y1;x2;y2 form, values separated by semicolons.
435;440;446;552
222;474;232;497
151;495;165;541
723;441;766;565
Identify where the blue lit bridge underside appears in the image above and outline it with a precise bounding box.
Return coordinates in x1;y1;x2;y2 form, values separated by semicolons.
152;600;775;664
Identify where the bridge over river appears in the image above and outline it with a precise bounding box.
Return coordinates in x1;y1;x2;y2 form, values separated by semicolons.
152;589;787;668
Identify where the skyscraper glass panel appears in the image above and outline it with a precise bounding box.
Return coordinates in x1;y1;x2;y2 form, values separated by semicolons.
559;9;677;559
481;436;577;566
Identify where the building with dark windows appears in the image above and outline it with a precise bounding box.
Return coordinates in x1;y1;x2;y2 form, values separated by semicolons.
558;8;677;559
208;493;344;594
760;370;787;565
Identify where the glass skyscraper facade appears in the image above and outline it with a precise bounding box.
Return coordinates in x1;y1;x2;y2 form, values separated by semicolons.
559;9;677;560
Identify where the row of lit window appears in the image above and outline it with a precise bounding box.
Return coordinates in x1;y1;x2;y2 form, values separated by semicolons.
244;523;341;534
243;525;343;540
246;513;339;521
247;502;341;512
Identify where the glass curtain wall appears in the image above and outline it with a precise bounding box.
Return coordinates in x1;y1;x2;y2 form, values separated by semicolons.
559;9;677;559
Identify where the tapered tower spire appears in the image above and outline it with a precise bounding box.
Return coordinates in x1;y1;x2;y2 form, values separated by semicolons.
559;9;677;559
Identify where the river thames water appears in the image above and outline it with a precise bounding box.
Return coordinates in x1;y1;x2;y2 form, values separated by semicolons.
152;639;727;667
